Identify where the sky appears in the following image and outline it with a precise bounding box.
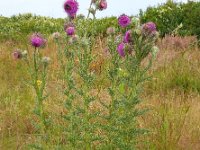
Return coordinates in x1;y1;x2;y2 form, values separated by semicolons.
0;0;188;18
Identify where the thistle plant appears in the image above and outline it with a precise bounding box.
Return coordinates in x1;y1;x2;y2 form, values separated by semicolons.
53;0;108;148
98;17;159;149
13;33;50;135
54;1;158;149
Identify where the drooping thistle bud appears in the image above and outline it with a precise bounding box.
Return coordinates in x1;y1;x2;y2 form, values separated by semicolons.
97;0;107;11
123;30;132;43
64;0;79;18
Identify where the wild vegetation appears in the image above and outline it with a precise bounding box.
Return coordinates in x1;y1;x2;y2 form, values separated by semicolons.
0;0;200;149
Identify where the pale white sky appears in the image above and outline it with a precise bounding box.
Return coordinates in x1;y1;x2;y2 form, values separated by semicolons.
0;0;188;18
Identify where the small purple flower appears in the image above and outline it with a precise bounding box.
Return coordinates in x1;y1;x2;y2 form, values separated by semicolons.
66;26;75;36
124;30;132;43
12;50;22;60
98;0;107;11
64;0;79;18
142;22;157;36
117;43;125;57
118;14;131;28
31;33;46;48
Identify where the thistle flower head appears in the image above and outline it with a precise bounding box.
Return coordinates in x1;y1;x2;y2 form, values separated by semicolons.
64;0;79;18
142;22;157;36
31;33;46;48
118;14;131;28
66;26;75;36
117;42;125;57
12;50;22;60
123;30;132;43
97;0;107;11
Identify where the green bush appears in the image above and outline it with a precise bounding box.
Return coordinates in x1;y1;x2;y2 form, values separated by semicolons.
140;1;200;38
0;14;118;42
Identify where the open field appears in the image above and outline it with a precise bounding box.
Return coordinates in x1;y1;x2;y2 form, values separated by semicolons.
0;35;200;149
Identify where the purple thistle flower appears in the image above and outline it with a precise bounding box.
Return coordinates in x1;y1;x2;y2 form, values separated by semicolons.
98;0;107;11
124;30;132;43
64;0;79;18
31;33;46;48
66;26;75;36
142;22;157;36
12;50;22;60
118;14;131;28
117;43;125;57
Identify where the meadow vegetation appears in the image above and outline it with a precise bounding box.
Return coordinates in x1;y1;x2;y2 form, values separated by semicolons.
0;0;200;149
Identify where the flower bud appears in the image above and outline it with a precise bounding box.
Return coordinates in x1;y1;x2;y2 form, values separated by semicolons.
12;50;22;60
41;56;51;65
106;27;115;35
69;34;79;44
132;17;140;27
96;0;107;11
52;32;61;40
123;30;132;43
117;42;125;57
22;50;28;58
